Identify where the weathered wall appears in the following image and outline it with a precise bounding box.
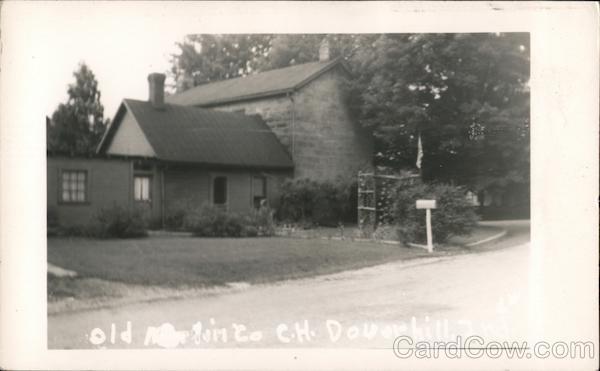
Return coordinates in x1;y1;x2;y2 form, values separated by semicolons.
292;66;373;180
163;165;291;215
47;156;133;226
208;66;373;182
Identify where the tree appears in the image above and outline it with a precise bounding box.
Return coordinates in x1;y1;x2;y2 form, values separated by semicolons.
169;34;367;91
345;33;530;196
169;33;530;198
170;34;273;93
47;63;109;156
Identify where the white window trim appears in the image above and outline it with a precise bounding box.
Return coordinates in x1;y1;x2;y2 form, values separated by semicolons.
59;169;90;204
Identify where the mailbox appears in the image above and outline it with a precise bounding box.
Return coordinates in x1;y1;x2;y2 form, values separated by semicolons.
416;199;436;209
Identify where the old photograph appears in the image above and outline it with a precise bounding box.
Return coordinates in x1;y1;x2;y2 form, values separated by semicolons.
46;32;531;349
1;2;598;370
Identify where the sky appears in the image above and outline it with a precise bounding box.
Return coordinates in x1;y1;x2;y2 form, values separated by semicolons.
5;1;524;122
4;1;313;120
5;1;372;121
43;32;181;119
0;2;585;126
24;4;191;119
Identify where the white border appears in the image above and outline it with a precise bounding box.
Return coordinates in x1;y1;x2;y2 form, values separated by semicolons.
1;1;598;369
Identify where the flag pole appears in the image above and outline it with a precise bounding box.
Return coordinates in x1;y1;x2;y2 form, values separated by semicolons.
416;131;423;178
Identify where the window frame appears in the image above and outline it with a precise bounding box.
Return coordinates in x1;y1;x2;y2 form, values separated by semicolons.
133;175;152;202
58;169;89;204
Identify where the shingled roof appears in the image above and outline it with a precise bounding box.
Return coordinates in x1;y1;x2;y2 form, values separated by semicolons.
97;99;293;169
166;58;346;107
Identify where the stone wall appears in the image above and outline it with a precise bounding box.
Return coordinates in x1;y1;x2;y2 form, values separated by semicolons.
209;66;373;182
292;66;373;180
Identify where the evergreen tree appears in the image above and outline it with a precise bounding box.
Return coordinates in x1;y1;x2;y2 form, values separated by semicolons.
47;63;109;156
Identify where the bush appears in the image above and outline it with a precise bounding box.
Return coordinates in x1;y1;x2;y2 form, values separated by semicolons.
164;199;194;231
243;206;276;237
164;208;187;230
60;224;93;237
277;178;356;227
392;183;479;244
184;203;275;237
90;205;148;238
148;216;164;230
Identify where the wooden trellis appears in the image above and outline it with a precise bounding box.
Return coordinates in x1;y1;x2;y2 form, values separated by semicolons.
358;171;421;237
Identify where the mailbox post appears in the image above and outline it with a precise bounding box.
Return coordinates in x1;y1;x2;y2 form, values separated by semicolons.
416;199;437;253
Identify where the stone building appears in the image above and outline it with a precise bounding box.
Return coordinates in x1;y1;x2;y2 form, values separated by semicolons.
47;42;374;227
167;40;373;181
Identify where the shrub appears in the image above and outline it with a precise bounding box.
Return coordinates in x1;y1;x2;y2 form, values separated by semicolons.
392;183;479;244
60;224;93;237
90;205;148;238
184;203;275;237
164;209;187;230
277;178;356;227
164;201;192;231
243;206;276;237
148;216;164;230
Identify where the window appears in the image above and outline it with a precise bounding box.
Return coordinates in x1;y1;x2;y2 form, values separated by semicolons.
61;170;87;203
252;176;267;209
213;176;227;205
134;176;151;201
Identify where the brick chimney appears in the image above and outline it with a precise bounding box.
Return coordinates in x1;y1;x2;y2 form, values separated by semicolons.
319;38;330;62
147;73;166;109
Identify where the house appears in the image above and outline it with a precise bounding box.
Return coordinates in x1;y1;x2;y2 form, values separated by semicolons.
47;41;373;227
167;40;373;181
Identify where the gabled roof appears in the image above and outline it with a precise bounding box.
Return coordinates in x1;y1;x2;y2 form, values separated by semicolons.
97;99;294;169
166;58;347;107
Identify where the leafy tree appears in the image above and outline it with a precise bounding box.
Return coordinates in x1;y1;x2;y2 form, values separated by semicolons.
254;34;372;70
47;63;109;156
254;34;322;70
170;33;530;199
345;33;530;196
169;34;367;91
170;34;273;93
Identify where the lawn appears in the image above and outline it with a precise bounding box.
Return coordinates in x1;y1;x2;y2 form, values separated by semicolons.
48;237;434;291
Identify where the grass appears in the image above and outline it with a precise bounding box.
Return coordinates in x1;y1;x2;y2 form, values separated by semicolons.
48;237;434;292
48;224;523;307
